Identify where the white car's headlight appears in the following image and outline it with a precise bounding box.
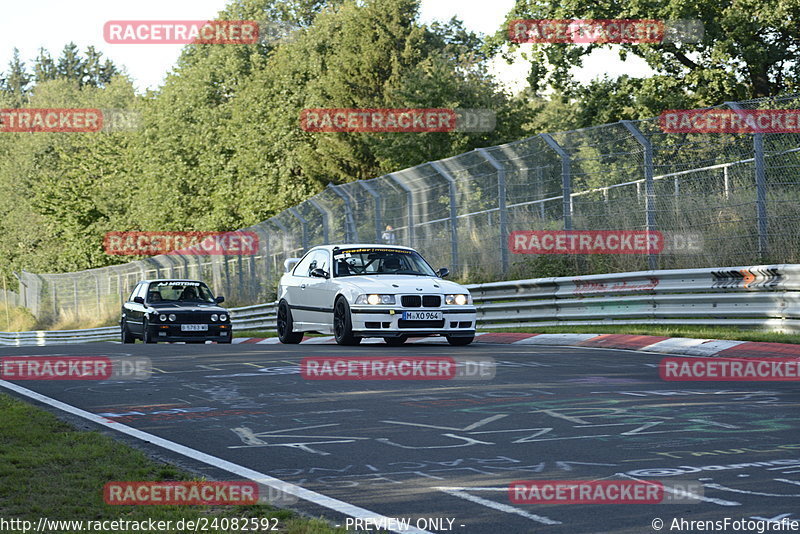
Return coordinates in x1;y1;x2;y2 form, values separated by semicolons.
355;294;396;305
445;294;472;305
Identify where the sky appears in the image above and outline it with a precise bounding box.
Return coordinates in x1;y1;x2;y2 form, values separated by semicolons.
0;0;652;94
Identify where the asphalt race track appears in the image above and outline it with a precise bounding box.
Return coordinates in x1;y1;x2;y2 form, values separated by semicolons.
2;341;800;533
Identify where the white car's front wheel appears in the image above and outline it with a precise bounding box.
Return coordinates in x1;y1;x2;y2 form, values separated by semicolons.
333;298;361;346
277;300;303;344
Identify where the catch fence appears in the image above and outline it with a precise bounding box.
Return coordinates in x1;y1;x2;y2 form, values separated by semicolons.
15;95;800;325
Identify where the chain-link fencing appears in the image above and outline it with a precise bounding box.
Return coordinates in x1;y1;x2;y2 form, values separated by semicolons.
15;95;800;326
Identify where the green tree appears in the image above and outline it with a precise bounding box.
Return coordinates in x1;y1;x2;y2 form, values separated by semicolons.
56;42;83;82
32;48;57;84
495;0;800;119
1;49;31;107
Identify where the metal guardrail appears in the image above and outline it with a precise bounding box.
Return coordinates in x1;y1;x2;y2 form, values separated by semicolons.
2;264;797;346
0;305;279;346
470;264;799;332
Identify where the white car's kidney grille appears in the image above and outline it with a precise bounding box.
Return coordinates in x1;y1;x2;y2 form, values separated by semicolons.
401;295;441;307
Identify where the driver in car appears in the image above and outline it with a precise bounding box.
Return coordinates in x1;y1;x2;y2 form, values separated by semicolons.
178;286;198;301
380;256;402;273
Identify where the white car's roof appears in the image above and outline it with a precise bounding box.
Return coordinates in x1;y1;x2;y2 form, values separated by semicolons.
310;244;417;252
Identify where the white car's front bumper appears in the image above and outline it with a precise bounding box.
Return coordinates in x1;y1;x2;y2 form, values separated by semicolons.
349;306;477;338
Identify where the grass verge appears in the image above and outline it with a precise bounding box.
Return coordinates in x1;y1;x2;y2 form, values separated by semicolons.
0;393;346;533
480;325;800;345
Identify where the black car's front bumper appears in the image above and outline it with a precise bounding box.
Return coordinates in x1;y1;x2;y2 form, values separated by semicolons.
147;323;232;342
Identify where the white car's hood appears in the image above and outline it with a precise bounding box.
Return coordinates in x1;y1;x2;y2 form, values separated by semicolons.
337;275;468;294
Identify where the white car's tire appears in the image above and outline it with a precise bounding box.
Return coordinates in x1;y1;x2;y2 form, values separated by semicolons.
333;298;361;346
446;335;474;346
277;300;303;344
384;336;408;346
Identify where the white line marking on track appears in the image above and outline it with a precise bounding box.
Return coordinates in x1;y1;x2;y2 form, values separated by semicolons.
0;380;434;534
435;487;561;525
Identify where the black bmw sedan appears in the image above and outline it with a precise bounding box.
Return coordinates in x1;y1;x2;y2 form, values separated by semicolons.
120;279;232;344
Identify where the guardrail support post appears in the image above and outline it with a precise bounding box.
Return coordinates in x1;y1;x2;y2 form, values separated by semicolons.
476;149;509;275
540;134;573;231
288;207;309;252
387;174;415;248
327;183;359;243
727;102;768;257
307;199;330;244
621;120;658;270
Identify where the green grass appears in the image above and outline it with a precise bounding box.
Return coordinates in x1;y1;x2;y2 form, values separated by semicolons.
480;324;800;344
0;393;348;533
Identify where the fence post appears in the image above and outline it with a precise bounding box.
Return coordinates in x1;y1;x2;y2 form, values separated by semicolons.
327;183;359;243
430;161;460;274
535;166;545;219
359;180;383;242
387;173;414;248
621;120;658;270
307;199;330;244
475;149;509;275
727;101;768;257
540;134;572;230
271;218;291;260
288;207;309;252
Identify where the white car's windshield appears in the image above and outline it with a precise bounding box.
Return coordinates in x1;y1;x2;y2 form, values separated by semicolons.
332;247;436;277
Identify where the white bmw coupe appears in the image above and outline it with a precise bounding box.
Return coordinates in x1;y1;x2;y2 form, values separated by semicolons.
276;245;477;346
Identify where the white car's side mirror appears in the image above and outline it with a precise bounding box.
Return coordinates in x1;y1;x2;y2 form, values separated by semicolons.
284;258;300;273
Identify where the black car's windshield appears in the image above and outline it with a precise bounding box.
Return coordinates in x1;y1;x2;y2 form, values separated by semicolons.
147;281;216;303
332;247;436;277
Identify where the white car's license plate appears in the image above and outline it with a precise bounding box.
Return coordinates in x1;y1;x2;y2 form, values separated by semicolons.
402;311;442;321
181;324;208;332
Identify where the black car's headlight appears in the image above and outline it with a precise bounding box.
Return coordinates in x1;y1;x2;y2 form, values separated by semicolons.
168;314;177;321
159;314;168;321
355;294;396;305
445;294;472;305
220;314;228;321
211;314;219;321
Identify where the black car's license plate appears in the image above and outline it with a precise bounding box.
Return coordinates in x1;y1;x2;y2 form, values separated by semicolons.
180;324;208;332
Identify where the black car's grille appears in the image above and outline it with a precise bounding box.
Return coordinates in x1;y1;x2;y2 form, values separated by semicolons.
398;319;445;329
422;295;441;307
401;295;441;308
155;313;225;323
401;295;421;307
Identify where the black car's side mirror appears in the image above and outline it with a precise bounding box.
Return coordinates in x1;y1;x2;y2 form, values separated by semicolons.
436;267;450;278
133;296;145;304
310;268;329;279
215;296;225;303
